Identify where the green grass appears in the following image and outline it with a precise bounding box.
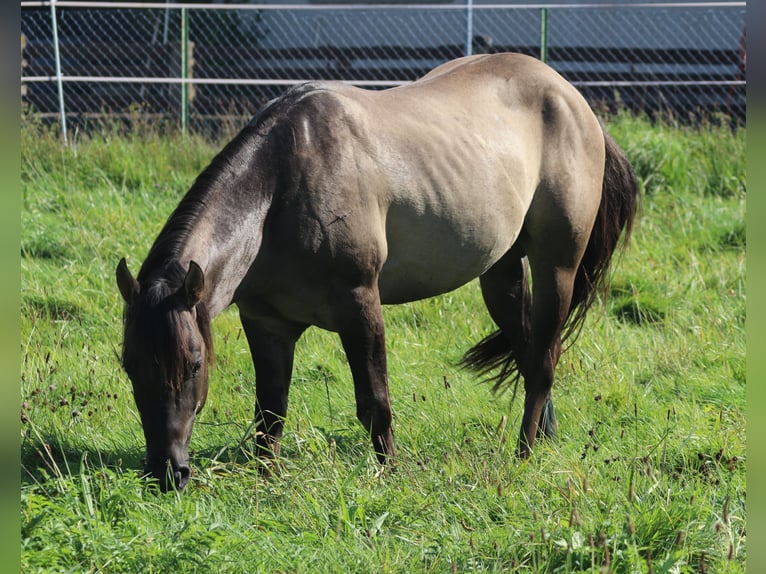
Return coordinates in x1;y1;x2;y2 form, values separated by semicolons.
20;114;745;572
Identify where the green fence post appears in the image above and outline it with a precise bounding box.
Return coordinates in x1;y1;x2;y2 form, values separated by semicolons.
181;6;189;135
540;7;549;64
50;0;67;144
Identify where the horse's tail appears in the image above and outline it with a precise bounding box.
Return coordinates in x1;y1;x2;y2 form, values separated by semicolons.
460;258;532;394
460;126;638;392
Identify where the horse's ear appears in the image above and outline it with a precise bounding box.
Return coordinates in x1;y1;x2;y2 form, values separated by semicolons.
116;257;139;305
182;260;205;308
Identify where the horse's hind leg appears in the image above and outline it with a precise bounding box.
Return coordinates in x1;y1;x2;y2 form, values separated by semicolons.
479;249;558;444
240;315;305;461
535;345;560;442
337;285;395;463
517;255;576;457
516;123;603;454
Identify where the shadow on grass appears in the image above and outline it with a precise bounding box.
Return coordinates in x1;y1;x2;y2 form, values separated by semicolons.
21;417;376;491
21;430;146;487
22;294;83;322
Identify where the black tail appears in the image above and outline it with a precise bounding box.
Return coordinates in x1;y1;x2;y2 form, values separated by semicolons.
460;126;639;392
460;258;532;394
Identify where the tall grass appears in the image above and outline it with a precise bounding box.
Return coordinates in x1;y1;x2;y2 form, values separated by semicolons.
21;113;745;572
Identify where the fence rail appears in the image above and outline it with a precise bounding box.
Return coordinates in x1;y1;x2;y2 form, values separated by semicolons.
21;1;747;138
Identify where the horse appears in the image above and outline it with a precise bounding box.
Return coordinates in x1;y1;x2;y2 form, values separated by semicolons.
116;53;638;492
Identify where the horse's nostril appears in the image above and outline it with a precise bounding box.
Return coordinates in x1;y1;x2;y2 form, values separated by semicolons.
174;466;191;490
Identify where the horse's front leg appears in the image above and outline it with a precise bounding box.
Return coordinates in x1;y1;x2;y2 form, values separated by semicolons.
337;285;395;463
240;315;304;461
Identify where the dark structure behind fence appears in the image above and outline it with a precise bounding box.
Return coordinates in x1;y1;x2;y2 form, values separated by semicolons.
21;2;747;136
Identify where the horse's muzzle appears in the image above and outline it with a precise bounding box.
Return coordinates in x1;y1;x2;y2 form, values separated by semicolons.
145;457;191;492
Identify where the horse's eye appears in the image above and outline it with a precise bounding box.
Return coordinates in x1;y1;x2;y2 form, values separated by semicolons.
189;359;203;378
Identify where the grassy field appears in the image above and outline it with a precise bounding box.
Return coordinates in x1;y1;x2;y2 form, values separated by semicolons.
21;113;745;573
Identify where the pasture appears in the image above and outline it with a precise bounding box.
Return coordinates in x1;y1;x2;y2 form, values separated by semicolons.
21;112;745;572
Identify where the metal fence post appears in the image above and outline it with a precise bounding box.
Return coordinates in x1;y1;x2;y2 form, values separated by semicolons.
50;0;68;144
540;7;549;64
465;0;473;57
181;6;189;135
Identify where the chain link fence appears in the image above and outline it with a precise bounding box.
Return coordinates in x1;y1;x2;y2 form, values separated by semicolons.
21;1;746;137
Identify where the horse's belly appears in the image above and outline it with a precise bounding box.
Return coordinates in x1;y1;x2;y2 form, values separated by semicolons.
372;129;533;305
378;259;483;304
377;214;519;304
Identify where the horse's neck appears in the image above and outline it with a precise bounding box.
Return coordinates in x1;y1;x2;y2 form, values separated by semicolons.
172;134;273;317
177;201;268;317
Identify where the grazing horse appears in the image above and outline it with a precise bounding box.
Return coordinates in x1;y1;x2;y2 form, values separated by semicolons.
117;53;638;492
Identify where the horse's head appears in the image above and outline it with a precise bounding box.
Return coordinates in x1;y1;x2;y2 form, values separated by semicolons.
116;258;213;492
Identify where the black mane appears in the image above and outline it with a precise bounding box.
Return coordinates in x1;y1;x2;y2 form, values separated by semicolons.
136;127;260;283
